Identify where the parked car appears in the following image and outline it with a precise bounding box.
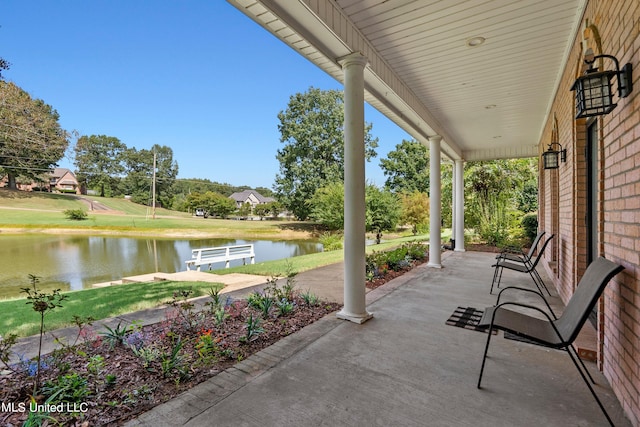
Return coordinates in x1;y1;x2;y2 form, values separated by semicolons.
194;208;207;218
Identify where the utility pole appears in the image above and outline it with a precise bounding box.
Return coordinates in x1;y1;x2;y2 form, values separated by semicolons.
152;150;157;219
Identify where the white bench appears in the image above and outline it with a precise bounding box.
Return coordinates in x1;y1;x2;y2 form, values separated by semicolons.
185;244;255;271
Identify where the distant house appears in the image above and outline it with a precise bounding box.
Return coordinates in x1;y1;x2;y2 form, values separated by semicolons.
228;190;275;210
49;168;80;194
0;168;80;194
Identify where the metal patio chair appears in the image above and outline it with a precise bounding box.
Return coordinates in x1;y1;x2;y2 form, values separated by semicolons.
490;233;554;295
477;257;625;426
496;230;545;264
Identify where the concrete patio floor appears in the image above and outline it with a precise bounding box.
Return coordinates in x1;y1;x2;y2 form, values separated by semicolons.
127;250;631;426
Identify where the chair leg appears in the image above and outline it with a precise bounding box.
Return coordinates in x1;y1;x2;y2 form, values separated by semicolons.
531;268;552;296
569;344;596;385
490;265;505;295
527;269;546;296
477;324;495;388
565;346;614;426
490;265;501;294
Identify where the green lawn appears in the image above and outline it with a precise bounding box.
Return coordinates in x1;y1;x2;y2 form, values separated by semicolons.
0;280;223;338
0;190;317;238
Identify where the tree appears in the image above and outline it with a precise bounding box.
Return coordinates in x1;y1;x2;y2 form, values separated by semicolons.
236;202;251;218
210;193;236;218
0;57;9;80
310;182;400;236
186;191;236;218
0;81;69;189
366;185;401;243
253;203;270;219
310;181;344;230
119;145;178;207
74;135;126;196
440;163;453;228
274;87;378;220
464;158;538;245
379;139;429;193
400;191;430;235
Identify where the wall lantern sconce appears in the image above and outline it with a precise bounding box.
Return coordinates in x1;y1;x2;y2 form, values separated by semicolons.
542;142;566;170
571;48;633;118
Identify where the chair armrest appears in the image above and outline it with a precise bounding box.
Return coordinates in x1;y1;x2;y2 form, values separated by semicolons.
496;286;544;304
499;245;524;255
496;286;557;320
493;301;556;323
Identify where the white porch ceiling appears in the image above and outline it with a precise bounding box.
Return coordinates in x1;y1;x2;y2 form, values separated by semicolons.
227;0;586;161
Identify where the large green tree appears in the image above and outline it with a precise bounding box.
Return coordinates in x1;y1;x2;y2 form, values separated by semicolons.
274;87;378;220
119;145;178;208
185;191;236;218
0;81;69;189
379;139;429;193
310;181;400;236
74;135;126;196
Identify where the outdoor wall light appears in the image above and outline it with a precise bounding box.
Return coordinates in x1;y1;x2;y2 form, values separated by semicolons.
571;48;633;118
542;142;566;170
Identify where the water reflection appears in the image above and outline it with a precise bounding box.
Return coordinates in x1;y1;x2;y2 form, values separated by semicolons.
0;235;322;299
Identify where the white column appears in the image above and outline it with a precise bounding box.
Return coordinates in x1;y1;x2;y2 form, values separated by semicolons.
454;159;465;251
451;162;457;245
337;52;372;324
428;135;442;268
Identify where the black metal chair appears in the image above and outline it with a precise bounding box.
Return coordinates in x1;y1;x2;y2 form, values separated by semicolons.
490;234;554;295
496;230;545;264
477;257;625;426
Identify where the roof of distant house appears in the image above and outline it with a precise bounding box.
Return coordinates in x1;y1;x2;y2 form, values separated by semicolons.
229;190;275;203
51;168;75;178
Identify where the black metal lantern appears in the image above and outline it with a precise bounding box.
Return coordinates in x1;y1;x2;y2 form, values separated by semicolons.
571;49;633;119
542;143;566;170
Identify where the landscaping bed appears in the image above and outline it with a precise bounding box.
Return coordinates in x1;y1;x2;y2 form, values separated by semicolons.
0;286;340;426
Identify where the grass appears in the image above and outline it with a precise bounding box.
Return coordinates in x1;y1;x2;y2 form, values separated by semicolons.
0;190;317;239
0;280;223;338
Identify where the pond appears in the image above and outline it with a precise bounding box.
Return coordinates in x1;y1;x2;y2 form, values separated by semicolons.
0;235;323;299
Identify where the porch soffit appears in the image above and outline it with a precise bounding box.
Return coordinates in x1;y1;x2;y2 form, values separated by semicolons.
228;0;586;162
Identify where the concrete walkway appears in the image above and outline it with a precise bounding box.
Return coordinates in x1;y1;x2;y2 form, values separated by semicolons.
125;251;631;427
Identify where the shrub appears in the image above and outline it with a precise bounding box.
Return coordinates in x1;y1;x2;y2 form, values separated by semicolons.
41;372;90;403
521;212;538;244
365;242;427;277
63;209;88;220
319;232;343;251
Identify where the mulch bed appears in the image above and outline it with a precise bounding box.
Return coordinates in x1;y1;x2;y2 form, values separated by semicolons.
365;258;428;290
0;297;341;426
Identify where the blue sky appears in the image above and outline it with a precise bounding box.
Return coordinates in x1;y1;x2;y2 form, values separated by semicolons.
2;1;411;189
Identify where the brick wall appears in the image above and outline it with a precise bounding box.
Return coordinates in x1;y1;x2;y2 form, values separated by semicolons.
538;0;640;424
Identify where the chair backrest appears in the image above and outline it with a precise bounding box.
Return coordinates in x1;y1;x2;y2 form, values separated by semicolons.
555;257;624;343
527;234;554;270
525;230;546;260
